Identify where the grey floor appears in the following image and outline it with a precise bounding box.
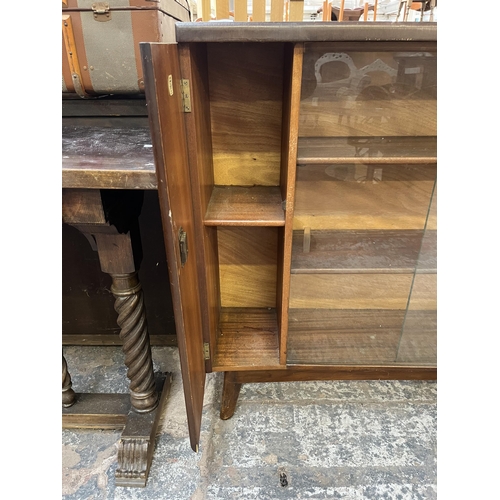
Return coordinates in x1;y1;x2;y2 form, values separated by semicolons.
62;345;437;500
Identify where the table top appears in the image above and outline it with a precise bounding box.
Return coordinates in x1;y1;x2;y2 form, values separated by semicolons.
62;123;158;190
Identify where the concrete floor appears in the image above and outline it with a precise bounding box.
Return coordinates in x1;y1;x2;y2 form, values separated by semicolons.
62;345;437;500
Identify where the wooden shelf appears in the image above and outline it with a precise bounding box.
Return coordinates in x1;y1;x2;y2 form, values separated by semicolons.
287;308;436;366
293;163;436;230
291;229;436;274
204;186;285;226
297;136;437;165
287;308;406;365
212;308;281;371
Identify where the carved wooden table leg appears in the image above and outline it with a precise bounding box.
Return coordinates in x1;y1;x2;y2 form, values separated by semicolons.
62;189;172;487
220;371;242;420
110;272;158;413
62;354;76;408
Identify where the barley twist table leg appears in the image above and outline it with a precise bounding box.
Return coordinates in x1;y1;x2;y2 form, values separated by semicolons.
111;272;159;413
62;354;76;408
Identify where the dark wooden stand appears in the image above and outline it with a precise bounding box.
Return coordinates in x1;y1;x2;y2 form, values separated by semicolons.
62;105;174;488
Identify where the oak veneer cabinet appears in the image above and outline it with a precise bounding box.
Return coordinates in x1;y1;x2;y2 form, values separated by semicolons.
140;22;437;452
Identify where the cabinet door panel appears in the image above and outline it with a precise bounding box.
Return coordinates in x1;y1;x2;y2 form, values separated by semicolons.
141;42;206;452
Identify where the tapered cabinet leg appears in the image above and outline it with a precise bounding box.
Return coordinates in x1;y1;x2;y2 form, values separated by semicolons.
220;371;242;420
62;354;76;408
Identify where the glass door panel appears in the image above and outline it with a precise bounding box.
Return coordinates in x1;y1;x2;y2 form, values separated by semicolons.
287;43;437;366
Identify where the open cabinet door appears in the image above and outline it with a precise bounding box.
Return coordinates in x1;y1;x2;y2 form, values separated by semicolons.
141;42;206;452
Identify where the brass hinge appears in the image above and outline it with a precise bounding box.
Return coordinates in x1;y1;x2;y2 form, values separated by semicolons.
203;343;210;360
92;2;111;22
180;79;191;112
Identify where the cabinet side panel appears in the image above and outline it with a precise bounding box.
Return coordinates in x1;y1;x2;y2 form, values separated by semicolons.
179;43;220;371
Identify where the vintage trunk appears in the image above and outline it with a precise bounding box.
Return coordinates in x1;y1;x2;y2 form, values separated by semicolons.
62;0;191;96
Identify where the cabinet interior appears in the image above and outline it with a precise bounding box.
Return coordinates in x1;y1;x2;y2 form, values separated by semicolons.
181;40;437;371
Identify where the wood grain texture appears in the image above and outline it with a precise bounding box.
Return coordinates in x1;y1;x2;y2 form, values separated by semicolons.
205;186;285;226
141;42;206;452
179;43;220;371
293;164;436;230
291;229;436;273
287;309;405;364
62;189;105;224
297;136;437;165
299;99;436;138
408;273;437;310
289;274;413;309
213;308;281;370
229;365;436;383
62;125;157;190
396;310;436;364
218;227;278;308
278;43;304;363
220;371;242;419
207;43;284;186
62;334;177;346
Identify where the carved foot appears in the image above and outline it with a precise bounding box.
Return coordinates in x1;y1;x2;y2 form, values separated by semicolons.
115;373;171;487
62;355;76;408
111;272;159;413
220;371;242;420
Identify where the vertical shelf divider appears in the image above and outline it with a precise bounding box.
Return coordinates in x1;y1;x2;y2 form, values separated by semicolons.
278;43;304;365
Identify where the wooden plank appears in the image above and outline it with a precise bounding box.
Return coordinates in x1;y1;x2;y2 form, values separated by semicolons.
297;136;437;165
287;309;405;364
204;186;285;226
230;365;436;382
289;274;413;309
299;99;436;138
179;42;220;371
213;308;281;370
62;393;129;429
278;43;304;364
141;42;206;452
218;227;278;308
270;0;284;21
199;0;212;20
234;0;247;21
175;22;437;43
207;43;284;186
62;125;157;190
62;189;105;225
291;229;436;274
62;334;177;346
215;0;230;19
289;0;304;21
293;164;436;230
252;0;266;21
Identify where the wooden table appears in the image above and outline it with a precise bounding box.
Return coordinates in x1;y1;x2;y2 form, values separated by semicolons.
62;110;170;487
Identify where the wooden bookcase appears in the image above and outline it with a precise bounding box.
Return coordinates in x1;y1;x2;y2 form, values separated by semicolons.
140;22;437;452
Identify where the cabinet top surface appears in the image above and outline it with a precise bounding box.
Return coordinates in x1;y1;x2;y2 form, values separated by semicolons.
175;22;437;43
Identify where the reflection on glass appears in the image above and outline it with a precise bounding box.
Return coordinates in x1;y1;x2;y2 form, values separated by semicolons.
287;45;437;366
